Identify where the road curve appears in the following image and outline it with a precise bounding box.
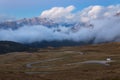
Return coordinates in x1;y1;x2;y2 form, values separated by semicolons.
26;57;65;68
25;57;114;74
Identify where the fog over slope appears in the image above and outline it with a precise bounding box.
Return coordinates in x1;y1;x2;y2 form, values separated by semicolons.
0;5;120;44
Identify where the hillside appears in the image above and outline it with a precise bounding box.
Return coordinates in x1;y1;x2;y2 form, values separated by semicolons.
0;41;34;54
0;42;120;80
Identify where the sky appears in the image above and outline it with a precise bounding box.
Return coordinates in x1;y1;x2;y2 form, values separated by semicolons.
0;0;120;19
0;0;120;43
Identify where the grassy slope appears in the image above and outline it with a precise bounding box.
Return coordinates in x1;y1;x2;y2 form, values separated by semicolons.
0;42;120;80
0;41;31;54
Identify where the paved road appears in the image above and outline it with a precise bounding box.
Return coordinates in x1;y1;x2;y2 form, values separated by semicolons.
25;56;114;74
66;60;114;66
26;57;65;68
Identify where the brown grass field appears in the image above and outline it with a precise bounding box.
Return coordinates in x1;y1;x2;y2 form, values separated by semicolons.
0;42;120;80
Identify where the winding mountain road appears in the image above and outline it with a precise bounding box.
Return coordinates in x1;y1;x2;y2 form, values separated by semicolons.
25;56;114;74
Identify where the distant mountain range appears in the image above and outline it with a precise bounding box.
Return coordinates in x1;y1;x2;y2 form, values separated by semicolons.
0;11;120;30
0;17;94;32
0;12;120;52
0;17;95;51
0;17;59;29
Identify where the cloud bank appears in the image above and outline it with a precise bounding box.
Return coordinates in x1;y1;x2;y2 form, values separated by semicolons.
40;5;120;23
0;5;120;44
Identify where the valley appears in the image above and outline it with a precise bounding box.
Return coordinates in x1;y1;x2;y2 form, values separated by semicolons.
0;42;120;80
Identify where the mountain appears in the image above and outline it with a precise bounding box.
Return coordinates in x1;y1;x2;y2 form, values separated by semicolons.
0;11;119;30
0;17;59;29
0;16;94;32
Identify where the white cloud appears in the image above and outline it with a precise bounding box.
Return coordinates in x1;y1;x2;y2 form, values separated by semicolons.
79;5;120;22
40;5;75;23
40;5;120;23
